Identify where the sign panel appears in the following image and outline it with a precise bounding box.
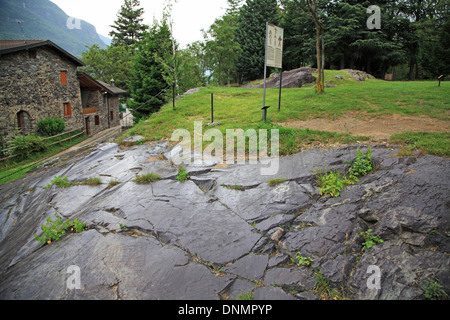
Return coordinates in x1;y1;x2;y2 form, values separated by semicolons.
266;24;284;68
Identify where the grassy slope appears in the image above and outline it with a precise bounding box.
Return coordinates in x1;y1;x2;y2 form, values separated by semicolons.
127;70;449;156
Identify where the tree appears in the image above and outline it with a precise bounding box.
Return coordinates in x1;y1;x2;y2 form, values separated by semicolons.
177;41;208;92
280;0;316;70
126;21;172;122
203;14;241;85
80;44;132;93
304;0;326;93
235;0;280;83
109;0;149;49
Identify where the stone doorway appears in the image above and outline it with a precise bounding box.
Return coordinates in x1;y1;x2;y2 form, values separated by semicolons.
16;110;32;135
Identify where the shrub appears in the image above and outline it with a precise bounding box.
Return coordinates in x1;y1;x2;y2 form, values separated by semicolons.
8;134;48;157
37;117;65;136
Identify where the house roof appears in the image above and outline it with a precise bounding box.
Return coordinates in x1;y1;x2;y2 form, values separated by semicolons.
77;72;127;96
0;39;85;67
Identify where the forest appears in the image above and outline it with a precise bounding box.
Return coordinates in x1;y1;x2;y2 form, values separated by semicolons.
80;0;450;121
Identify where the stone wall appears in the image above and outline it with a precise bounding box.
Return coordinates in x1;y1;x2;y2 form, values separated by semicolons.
0;46;84;141
81;90;121;136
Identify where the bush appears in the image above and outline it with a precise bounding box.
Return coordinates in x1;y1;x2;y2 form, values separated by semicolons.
37;117;65;136
8;134;48;157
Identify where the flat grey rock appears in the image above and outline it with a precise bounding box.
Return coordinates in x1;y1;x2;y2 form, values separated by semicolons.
0;142;448;300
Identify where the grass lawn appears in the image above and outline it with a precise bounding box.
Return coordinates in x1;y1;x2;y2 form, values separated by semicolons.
124;70;449;157
0;133;87;185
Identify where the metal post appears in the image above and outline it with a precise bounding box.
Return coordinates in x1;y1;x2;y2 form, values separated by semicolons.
262;22;269;111
278;68;283;111
211;93;214;123
172;82;176;110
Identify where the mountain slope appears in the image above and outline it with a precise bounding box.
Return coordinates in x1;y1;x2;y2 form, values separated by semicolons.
0;0;107;57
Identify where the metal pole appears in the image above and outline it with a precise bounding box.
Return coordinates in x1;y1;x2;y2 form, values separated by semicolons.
211;93;214;123
278;68;283;111
262;22;268;112
172;82;175;110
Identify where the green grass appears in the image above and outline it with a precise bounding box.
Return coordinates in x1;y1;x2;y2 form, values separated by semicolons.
389;132;450;156
134;172;161;184
0;133;87;185
125;70;449;157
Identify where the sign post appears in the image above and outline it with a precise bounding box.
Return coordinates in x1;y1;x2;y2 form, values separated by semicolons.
262;23;284;117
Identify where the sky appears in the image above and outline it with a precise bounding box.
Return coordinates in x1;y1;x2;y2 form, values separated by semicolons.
50;0;230;48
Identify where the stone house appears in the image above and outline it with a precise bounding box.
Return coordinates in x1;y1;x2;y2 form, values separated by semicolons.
0;39;126;142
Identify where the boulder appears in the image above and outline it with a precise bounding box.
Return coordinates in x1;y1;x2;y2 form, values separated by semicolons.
256;68;316;88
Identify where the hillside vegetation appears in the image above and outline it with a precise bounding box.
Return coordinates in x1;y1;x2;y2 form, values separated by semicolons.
0;0;106;56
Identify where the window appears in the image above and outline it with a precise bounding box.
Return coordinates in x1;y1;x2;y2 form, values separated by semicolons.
63;102;72;117
28;50;37;59
110;111;114;121
60;71;67;85
94;115;100;126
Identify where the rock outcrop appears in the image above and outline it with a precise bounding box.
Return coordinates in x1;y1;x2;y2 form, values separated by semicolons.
244;67;316;89
0;141;448;300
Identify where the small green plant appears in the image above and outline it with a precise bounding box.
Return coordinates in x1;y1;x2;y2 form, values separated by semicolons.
236;290;254;300
109;179;119;187
315;169;355;197
46;176;73;188
176;166;188;182
267;178;287;186
422;278;448;300
134;172;161;184
360;229;384;251
349;147;373;179
134;139;146;145
313;271;346;300
34;214;86;244
291;252;313;267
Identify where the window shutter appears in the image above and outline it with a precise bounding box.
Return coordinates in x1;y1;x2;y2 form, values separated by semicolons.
61;71;67;85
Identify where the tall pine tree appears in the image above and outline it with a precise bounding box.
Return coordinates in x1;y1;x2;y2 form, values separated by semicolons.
109;0;149;49
126;20;172;122
235;0;279;82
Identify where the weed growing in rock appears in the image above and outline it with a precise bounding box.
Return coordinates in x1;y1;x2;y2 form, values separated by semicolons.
291;252;313;267
134;172;161;184
422;279;448;300
315;147;374;197
236;290;254;300
34;214;86;244
315;169;355;197
360;229;384;251
349;147;373;180
313;271;346;300
109;179;119;187
82;177;102;186
267;178;286;186
176;166;188;182
46;176;73;188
